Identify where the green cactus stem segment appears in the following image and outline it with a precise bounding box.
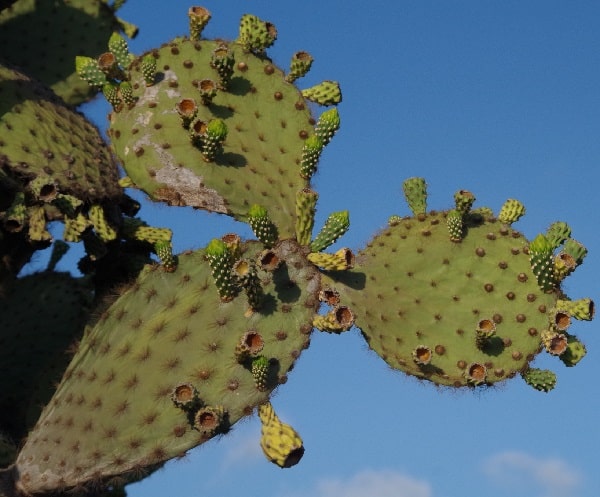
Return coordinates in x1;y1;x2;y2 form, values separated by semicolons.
210;44;235;89
522;368;557;392
545;222;571;249
205;238;238;302
402;177;427;216
475;319;496;349
251;356;270;391
314;107;340;146
3;192;26;232
555;298;595;321
310;210;350;252
197;79;218;105
563;238;587;266
102;81;122;111
301;80;342;105
119;81;136;108
300;135;324;180
559;336;587;367
188;6;212;39
52;194;83;217
121;218;172;244
63;213;89;242
307;248;354;271
258;402;304;468
453;190;475;214
295;188;318;246
247;205;279;248
200;118;228;161
312;306;355;333
107;32;132;68
193;406;227;437
88;204;118;242
529;234;557;292
75;55;108;87
446;209;464;242
27;206;51;242
140;53;157;86
238;14;277;53
154;240;177;272
171;383;200;411
498;198;526;225
286;51;314;83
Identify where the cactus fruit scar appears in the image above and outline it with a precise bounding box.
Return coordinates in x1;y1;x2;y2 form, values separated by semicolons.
324;179;594;390
14;239;320;494
74;9;341;238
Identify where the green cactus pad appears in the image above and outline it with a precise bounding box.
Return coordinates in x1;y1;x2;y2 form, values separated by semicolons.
0;63;122;205
0;272;93;442
15;239;320;494
105;12;338;238
0;0;137;105
323;185;593;388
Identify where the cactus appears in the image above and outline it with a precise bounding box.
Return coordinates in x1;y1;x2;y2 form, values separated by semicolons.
0;5;595;497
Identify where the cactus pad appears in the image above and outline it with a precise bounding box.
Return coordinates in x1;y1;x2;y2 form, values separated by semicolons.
325;181;593;389
15;239;320;493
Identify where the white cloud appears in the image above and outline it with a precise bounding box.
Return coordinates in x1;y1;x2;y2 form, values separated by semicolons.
285;469;432;497
482;450;583;497
219;428;264;470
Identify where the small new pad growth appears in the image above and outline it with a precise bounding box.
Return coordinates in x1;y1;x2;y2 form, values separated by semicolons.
205;238;238;301
251;356;270;391
529;234;557;292
286;51;313;83
498;198;525;225
301;80;342;105
522;368;557;392
140;54;157;86
247;205;278;248
300;135;324;180
238;14;277;53
154;240;177;272
446;209;464;242
453;190;475;215
314;107;341;146
310;211;350;252
295;188;318;246
402;177;427;216
258;402;304;468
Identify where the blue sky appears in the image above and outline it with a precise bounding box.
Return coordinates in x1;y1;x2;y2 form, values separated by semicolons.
36;1;600;496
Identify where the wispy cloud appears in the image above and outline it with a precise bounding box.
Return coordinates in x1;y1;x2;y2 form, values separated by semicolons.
482;450;583;497
283;468;433;497
219;427;264;470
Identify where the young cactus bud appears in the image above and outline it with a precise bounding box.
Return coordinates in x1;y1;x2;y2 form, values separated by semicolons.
307;248;354;271
295;188;318;246
251;356;270;391
301;80;342;105
521;368;556;392
529;234;557;292
310;211;350;252
102;81;122;111
258;402;304;468
402;177;427;216
205;238;238;302
154;240;177;272
238;14;277;53
197;79;218;105
247;205;279;248
563;238;587;266
210;44;235;89
314;107;340;146
88;204;118;242
188;6;211;40
119;81;136;108
545;221;571;250
108;32;132;68
300;135;324;180
555;298;595;321
141;54;157;86
200;118;228;161
453;189;475;214
193;406;227;438
498;198;526;225
75;55;107;87
446;209;463;242
286;51;314;83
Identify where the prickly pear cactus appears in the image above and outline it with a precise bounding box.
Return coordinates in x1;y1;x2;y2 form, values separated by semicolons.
0;0;137;105
14;239;320;494
79;8;340;237
324;178;593;389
